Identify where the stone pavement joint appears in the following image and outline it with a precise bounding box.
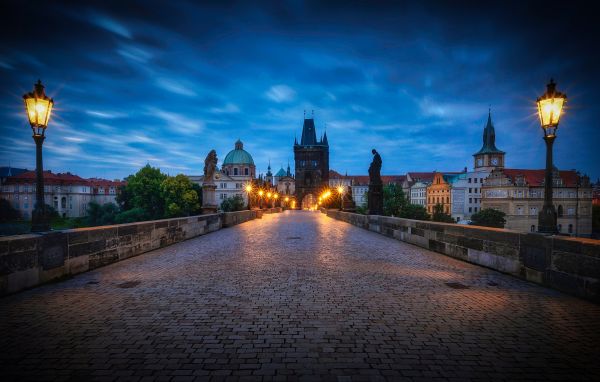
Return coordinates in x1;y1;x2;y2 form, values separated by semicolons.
1;211;599;381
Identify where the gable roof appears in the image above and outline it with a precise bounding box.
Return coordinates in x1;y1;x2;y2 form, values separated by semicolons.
499;168;580;187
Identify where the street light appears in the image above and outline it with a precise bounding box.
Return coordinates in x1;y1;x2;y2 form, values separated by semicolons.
258;189;264;209
273;193;278;208
23;80;54;232
245;184;253;210
337;185;345;211
536;79;566;234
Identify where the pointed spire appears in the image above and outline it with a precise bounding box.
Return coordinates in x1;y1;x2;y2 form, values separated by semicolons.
322;130;328;146
474;108;504;156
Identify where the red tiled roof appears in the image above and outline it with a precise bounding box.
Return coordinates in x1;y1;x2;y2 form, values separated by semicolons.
5;171;124;187
501;168;580;187
407;172;436;181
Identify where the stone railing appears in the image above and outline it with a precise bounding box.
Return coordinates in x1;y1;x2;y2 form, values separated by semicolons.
1;209;280;296
324;209;600;303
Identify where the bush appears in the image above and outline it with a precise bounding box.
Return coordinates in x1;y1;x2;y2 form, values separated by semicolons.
402;204;430;221
220;196;246;212
0;199;20;222
115;208;148;224
86;202;119;226
431;203;454;223
470;208;506;228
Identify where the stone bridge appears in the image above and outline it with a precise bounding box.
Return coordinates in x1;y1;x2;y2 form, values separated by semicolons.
1;211;600;381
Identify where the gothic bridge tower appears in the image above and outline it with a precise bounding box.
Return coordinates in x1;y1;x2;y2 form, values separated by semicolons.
294;116;329;208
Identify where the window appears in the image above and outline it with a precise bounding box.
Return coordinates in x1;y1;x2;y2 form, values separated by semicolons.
245;168;249;175
24;202;29;209
568;224;573;234
474;178;478;183
469;188;472;193
474;207;478;212
557;205;563;217
531;225;535;232
468;178;472;183
530;207;538;215
469;207;472;213
567;207;575;216
516;206;523;215
469;198;472;203
558;224;562;232
234;168;238;175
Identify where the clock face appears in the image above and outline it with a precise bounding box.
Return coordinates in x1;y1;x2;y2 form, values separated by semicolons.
491;157;499;165
477;158;483;166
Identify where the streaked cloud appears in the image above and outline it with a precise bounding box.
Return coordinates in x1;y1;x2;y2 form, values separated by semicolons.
265;85;296;103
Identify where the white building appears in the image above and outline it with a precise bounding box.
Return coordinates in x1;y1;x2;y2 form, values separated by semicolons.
0;171;123;219
189;140;255;206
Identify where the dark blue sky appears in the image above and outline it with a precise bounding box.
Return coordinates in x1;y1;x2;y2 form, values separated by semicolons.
1;0;598;180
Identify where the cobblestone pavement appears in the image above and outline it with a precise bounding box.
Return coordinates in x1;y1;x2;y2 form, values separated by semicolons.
2;211;600;381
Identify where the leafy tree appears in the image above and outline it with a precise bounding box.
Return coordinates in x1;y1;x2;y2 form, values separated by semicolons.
402;204;430;221
191;183;202;208
470;208;506;228
115;183;133;211
383;183;407;217
220;195;246;212
115;208;147;224
0;199;20;221
160;174;200;217
86;202;119;226
120;164;167;220
431;203;454;223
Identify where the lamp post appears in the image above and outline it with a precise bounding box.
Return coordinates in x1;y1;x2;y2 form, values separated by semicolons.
245;184;253;210
23;80;54;232
258;190;264;209
536;79;566;234
337;185;345;211
273;193;279;208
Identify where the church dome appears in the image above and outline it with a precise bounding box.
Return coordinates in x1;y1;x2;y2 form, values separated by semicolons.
223;140;255;165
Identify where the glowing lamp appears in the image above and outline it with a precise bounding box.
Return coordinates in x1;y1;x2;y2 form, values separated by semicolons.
285;197;289;202
245;184;252;193
258;190;264;196
337;186;344;194
274;193;278;199
23;80;54;133
536;79;566;137
267;192;272;199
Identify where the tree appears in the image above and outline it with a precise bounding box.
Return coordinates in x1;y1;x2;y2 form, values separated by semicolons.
402;204;430;221
120;164;167;220
86;202;119;226
160;174;201;217
220;195;245;212
115;183;133;211
383;183;407;217
431;203;454;223
0;199;20;221
470;208;506;228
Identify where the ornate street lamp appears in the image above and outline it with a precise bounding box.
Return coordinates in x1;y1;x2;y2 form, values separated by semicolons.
273;193;279;208
536;79;566;234
258;190;264;209
245;184;253;210
337;185;345;211
23;80;54;232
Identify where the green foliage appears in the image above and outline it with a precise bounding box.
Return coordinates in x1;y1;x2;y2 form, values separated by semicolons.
383;184;407;217
86;202;119;226
355;205;368;215
115;208;147;224
402;204;430;221
160;174;200;217
0;199;20;222
115;184;133;211
431;203;454;223
220;195;246;212
470;208;506;228
120;164;168;220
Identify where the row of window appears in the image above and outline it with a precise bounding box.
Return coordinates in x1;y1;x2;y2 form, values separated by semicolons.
428;197;450;204
224;167;250;176
4;185;115;194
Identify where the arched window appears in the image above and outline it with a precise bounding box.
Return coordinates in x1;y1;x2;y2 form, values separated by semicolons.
234;168;238;176
568;224;573;234
557;205;563;217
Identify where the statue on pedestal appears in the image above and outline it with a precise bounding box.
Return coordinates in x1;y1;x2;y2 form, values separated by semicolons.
367;149;383;215
202;150;218;214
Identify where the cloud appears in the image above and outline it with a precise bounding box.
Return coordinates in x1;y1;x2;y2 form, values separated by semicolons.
155;78;196;97
88;13;132;39
85;110;126;119
210;103;240;114
265;85;296;103
149;108;203;134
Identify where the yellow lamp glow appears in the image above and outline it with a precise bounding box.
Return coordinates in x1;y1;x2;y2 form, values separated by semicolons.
23;80;54;131
245;184;252;193
274;193;279;199
285;197;289;202
536;79;566;136
258;190;264;196
337;186;344;194
266;192;272;198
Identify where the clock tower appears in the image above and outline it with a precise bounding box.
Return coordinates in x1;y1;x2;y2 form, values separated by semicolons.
473;110;505;171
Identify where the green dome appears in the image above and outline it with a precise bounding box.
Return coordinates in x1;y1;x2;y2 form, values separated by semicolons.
223;140;255;165
275;168;287;177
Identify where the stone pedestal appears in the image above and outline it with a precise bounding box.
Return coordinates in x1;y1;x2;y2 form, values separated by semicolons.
202;183;218;214
367;183;383;215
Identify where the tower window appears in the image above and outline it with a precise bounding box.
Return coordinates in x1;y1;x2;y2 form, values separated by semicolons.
234;168;238;175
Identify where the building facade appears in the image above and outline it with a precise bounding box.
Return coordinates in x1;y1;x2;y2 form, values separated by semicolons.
1;171;123;219
274;164;295;198
294;117;329;209
426;172;454;215
189;139;255;206
481;168;593;237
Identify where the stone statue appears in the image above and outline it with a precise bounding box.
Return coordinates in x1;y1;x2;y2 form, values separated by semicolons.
368;149;382;185
202;150;218;214
204;149;218;184
367;149;383;215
